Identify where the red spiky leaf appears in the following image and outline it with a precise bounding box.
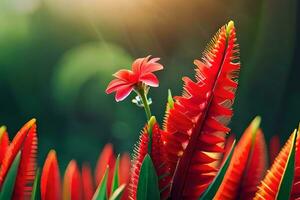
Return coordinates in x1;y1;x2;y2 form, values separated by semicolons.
0;128;10;165
12;123;38;199
128;127;149;200
214;118;263;199
63;160;82;200
254;132;296;199
151;124;171;199
0;119;36;188
129;122;170;200
290;130;300;199
82;163;94;200
163;21;240;199
95;143;116;196
119;153;131;200
238;129;267;199
269;135;280;165
41;150;61;200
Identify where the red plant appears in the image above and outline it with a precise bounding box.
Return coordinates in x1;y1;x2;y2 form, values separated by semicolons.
254;131;298;199
129;119;171;200
163;21;240;199
41;150;61;200
214;117;267;199
40;144;130;200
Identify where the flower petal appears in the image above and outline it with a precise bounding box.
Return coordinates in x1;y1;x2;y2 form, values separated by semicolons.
139;73;159;87
113;69;134;81
132;56;151;75
141;57;163;74
115;85;134;102
106;79;129;94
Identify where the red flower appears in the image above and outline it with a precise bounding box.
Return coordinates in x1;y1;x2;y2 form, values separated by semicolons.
106;56;163;102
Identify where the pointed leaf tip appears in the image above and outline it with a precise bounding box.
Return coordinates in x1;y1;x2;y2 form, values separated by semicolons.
167;89;174;109
226;20;235;33
111;154;120;196
93;166;109;200
137;154;160;200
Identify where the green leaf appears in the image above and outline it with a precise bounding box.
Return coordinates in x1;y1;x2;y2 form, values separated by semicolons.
0;126;6;138
111;155;120;196
31;168;41;200
0;152;21;200
137;154;160;200
199;139;236;200
109;184;126;200
167;89;174;110
277;129;297;199
93;166;109;200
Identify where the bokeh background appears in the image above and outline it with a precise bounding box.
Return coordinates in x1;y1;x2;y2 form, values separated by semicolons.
0;0;299;169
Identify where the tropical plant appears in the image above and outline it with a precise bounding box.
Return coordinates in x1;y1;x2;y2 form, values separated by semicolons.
0;20;299;200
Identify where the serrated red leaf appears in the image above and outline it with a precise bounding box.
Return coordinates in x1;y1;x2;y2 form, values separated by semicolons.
214;119;264;199
254;132;296;199
238;129;267;199
128;128;149;200
12;123;38;200
63;160;82;200
41;150;61;200
163;21;240;199
290;131;300;199
0;119;36;188
129;123;171;200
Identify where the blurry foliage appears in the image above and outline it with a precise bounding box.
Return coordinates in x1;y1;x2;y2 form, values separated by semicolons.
0;0;299;169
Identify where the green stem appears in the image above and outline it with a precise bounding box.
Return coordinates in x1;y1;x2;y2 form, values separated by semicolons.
139;90;152;120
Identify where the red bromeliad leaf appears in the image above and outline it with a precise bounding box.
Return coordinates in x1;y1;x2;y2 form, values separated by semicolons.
12;122;38;200
41;150;61;200
254;131;297;200
0;119;36;188
129;120;171;200
269;135;280;165
128;127;148;200
82;163;94;200
119;153;131;200
151;123;171;199
238;129;267;199
0;127;10;165
214;117;265;199
63;160;82;200
163;21;240;199
290;128;300;199
95;143;116;196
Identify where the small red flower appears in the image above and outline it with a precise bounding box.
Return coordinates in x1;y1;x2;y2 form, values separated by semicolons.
105;56;163;102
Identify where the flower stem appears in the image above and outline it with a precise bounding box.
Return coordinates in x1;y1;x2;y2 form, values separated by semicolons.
139;90;152;120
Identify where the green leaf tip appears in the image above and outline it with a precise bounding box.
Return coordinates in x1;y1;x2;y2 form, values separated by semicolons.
137;154;160;200
148;116;157;129
111;154;120;196
249;116;261;144
167;89;174;109
93;166;109;200
0;126;6;133
277;129;297;199
226;20;235;35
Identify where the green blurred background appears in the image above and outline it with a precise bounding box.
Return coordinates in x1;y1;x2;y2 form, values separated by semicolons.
0;0;299;169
